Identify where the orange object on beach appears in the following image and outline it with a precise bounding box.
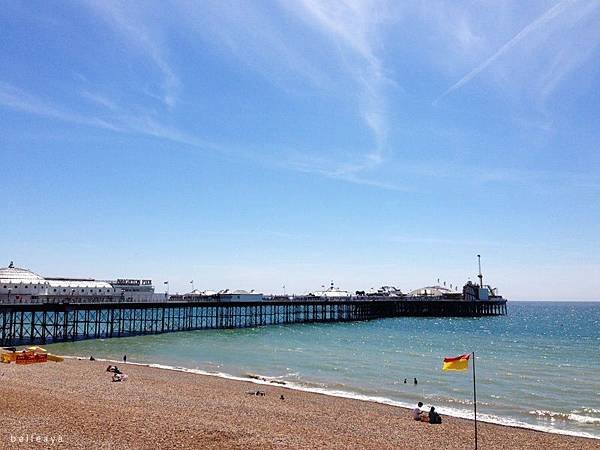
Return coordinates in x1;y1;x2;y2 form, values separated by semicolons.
1;348;62;364
26;346;48;353
1;352;16;363
15;352;48;365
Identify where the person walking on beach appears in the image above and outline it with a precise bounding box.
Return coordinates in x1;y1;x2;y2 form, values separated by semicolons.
123;355;127;363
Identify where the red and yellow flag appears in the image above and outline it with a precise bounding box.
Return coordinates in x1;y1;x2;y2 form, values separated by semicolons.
442;353;470;371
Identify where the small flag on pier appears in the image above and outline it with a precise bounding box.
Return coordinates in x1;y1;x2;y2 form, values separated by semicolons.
442;353;470;371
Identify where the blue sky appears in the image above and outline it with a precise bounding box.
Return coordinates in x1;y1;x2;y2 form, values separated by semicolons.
1;1;599;299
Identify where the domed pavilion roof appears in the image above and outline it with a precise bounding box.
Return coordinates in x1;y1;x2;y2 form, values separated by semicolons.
0;262;45;282
408;285;454;297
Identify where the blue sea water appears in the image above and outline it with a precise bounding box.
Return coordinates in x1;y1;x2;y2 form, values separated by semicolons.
46;301;600;438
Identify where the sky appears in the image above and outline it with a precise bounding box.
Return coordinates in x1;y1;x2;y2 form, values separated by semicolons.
1;1;599;300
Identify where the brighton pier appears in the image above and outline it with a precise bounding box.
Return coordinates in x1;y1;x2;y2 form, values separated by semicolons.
0;263;507;346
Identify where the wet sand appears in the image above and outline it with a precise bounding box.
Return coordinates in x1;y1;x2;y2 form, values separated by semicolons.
0;359;597;449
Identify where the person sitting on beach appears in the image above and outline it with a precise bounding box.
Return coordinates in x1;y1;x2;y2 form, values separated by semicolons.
106;365;122;374
412;402;424;421
414;402;430;422
112;373;122;382
428;406;442;424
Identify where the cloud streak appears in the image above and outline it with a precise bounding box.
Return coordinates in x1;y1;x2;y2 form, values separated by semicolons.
85;0;180;109
0;81;219;152
288;0;393;171
3;2;598;195
173;1;395;176
1;80;404;191
0;82;122;132
173;1;329;92
435;0;572;102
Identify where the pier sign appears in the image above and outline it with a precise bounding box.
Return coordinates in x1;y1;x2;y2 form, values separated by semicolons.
117;279;141;286
116;279;152;286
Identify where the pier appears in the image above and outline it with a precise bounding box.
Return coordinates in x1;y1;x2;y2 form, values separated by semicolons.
0;298;507;346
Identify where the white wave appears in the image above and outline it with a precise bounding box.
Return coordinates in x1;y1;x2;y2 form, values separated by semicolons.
63;355;600;440
529;410;600;425
569;414;600;425
530;410;570;420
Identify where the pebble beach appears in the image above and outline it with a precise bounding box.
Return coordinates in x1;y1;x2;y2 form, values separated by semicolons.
1;359;598;449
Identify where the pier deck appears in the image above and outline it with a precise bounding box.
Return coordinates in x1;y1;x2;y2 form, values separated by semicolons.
0;298;507;346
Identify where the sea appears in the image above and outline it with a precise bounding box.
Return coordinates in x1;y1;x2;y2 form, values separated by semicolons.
45;301;600;439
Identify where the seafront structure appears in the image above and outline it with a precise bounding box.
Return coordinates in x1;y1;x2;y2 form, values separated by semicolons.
176;289;262;302
310;282;352;298
0;296;507;346
0;263;119;303
0;262;162;304
0;261;507;346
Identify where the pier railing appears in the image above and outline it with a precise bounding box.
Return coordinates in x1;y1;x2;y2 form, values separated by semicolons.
0;298;507;346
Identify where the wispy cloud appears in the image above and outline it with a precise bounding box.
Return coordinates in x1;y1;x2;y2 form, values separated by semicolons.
1;79;404;191
173;1;329;92
3;2;598;195
435;0;572;102
535;3;600;101
84;1;180;109
80;90;118;111
0;81;218;151
270;147;411;191
0;82;122;131
167;0;398;184
435;0;600;104
123;113;216;150
286;0;394;172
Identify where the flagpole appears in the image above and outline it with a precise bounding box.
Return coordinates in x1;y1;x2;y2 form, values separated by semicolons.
472;351;478;450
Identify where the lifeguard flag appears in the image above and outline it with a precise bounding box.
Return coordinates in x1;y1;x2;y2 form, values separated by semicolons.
442;353;470;371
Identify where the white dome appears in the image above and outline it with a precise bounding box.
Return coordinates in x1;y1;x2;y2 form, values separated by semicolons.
408;285;454;297
0;265;45;282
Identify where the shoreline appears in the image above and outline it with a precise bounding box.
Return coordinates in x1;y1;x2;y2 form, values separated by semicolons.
70;355;599;441
1;358;598;449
